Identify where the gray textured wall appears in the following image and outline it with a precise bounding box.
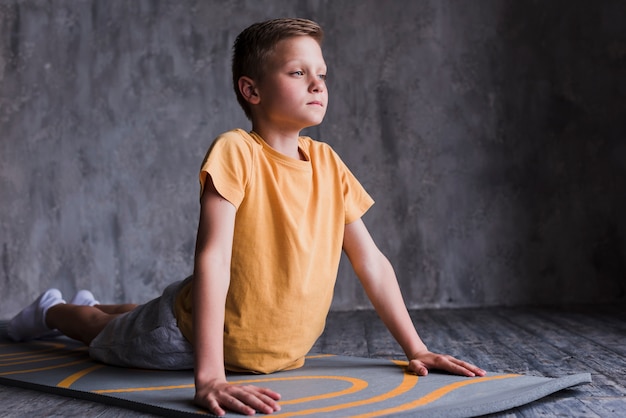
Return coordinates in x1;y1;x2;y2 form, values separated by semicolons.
1;0;625;318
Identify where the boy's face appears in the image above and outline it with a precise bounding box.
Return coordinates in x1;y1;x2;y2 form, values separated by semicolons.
253;36;328;131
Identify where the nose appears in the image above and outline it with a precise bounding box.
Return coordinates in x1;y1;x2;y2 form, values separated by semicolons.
309;76;325;93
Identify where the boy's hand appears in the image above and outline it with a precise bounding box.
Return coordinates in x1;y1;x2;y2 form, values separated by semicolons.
408;351;487;377
194;379;282;416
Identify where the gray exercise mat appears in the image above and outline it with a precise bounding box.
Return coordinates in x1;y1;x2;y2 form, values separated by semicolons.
0;323;591;417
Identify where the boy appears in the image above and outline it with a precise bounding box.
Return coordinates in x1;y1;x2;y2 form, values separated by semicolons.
7;18;485;416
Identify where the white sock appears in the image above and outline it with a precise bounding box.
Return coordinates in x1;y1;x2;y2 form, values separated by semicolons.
70;290;100;306
7;289;66;342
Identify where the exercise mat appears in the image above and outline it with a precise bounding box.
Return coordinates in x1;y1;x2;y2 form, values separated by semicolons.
0;324;591;417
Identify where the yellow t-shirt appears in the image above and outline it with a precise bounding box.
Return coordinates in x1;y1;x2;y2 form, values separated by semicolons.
175;129;374;374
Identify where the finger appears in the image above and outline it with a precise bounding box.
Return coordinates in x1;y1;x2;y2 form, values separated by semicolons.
223;395;256;416
206;399;226;417
245;393;280;414
256;386;282;401
438;358;474;377
446;357;485;377
408;360;429;376
194;394;227;417
452;358;487;376
233;386;280;414
249;390;282;412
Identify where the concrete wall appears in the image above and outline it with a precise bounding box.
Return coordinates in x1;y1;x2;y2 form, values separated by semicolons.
1;0;625;317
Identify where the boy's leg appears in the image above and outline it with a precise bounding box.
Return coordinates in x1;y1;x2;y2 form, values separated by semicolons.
95;303;139;315
42;292;136;339
7;288;139;343
70;288;138;314
67;289;138;314
46;303;137;346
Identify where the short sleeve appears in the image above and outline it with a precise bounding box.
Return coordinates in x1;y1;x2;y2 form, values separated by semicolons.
199;130;254;208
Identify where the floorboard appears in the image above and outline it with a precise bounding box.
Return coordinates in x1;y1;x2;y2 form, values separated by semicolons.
1;305;624;417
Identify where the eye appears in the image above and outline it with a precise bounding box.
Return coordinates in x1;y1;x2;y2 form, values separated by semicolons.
318;74;327;81
291;71;304;76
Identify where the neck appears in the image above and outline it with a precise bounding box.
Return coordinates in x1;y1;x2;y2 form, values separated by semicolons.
251;126;303;160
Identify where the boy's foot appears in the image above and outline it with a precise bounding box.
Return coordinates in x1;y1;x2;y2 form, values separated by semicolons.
70;290;100;307
7;289;66;342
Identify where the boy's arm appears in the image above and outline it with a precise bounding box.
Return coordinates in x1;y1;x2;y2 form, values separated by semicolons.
192;175;281;416
342;218;486;377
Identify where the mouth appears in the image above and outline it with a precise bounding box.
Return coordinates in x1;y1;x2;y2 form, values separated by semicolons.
307;101;324;107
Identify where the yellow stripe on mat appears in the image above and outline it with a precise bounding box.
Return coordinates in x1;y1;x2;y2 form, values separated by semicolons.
0;359;93;376
272;369;419;417
236;375;368;405
94;384;195;394
353;374;521;417
57;364;105;388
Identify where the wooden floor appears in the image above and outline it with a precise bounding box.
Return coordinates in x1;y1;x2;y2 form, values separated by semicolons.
1;304;624;417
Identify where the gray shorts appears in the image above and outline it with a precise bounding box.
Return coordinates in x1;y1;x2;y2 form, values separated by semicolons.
89;277;194;370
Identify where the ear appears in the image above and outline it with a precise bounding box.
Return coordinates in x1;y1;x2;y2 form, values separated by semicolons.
238;76;260;105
